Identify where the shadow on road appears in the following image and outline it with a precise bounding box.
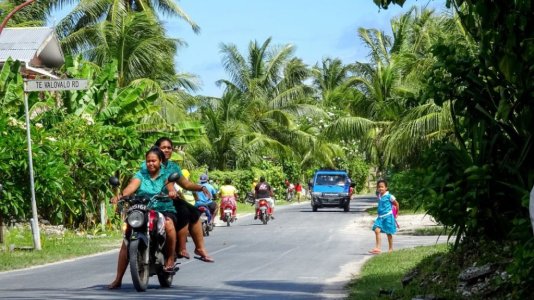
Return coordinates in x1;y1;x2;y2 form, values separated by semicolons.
0;280;329;299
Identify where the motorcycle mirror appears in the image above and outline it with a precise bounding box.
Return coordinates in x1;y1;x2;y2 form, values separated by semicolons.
167;172;180;183
109;176;120;187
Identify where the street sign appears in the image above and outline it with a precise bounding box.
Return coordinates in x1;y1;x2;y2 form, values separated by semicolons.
24;79;88;92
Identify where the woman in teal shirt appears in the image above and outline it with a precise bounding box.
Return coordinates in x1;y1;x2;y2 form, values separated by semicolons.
108;146;178;289
151;137;214;263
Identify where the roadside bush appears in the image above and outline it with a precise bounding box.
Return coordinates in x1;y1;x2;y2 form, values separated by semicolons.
388;168;428;210
347;158;369;193
208;160;286;201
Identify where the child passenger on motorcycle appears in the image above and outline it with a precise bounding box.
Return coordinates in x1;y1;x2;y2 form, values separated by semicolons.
218;178;238;219
254;176;275;219
108;146;179;289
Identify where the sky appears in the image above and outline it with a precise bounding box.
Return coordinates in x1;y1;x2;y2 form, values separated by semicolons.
48;0;447;97
164;0;448;97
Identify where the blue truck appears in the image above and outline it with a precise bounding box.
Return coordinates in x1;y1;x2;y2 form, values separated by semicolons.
310;169;351;212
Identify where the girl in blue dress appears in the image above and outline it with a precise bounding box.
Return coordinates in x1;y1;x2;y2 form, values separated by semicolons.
369;179;400;254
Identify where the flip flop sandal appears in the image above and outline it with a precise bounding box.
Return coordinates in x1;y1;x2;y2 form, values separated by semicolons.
194;255;214;263
194;249;214;263
368;249;382;254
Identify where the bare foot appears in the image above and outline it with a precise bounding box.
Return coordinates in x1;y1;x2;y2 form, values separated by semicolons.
107;280;122;290
177;249;190;259
388;249;393;253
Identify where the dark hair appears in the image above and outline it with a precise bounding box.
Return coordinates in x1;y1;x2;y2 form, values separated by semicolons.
146;146;165;162
377;179;388;187
260;176;266;182
155;137;173;148
224;178;231;184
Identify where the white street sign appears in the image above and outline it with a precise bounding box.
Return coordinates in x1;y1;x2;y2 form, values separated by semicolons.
24;79;88;92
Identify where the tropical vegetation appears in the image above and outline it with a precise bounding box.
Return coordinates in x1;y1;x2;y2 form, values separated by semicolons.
0;0;533;297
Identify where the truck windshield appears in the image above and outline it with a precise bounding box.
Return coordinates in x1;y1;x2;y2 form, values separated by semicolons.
316;175;346;186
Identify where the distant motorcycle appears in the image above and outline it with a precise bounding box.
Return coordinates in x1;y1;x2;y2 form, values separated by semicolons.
245;192;256;205
255;198;271;225
197;205;214;236
108;173;180;292
286;184;295;202
220;196;237;227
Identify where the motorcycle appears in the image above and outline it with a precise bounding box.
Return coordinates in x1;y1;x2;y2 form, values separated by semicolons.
197;205;214;236
220;196;237;227
255;198;271;225
109;173;180;292
286;184;295;202
245;192;256;205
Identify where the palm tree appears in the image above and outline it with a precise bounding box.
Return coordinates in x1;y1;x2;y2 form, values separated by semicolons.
325;8;458;171
56;0;199;38
61;11;182;86
190;38;332;170
0;0;52;27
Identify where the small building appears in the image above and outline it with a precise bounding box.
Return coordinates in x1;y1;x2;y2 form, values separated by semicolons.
0;27;64;78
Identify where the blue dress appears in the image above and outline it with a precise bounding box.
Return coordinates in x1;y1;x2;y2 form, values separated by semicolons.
372;191;397;234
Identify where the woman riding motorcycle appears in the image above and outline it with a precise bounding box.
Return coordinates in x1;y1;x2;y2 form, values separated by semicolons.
151;137;214;263
218;178;238;219
108;146;179;289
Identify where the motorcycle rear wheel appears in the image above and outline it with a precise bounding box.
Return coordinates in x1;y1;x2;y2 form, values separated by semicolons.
129;239;149;292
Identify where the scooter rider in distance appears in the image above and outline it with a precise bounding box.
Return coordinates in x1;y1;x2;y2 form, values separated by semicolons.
254;176;275;219
194;174;218;226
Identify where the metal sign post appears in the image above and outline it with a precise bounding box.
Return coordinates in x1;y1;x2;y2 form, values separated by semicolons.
23;78;88;250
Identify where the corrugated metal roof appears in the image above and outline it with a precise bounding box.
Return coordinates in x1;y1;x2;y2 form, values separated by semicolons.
0;27;64;67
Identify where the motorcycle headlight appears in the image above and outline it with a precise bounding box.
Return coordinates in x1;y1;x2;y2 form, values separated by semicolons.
127;211;145;228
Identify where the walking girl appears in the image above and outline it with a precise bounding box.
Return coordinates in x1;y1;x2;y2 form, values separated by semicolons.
369;179;399;254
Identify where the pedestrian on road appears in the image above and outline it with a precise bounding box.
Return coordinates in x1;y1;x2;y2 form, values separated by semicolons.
295;182;303;203
369;179;399;254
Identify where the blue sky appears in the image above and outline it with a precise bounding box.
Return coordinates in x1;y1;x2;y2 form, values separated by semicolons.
164;0;448;97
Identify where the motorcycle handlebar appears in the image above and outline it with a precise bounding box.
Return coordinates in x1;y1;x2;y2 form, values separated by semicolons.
116;194;171;205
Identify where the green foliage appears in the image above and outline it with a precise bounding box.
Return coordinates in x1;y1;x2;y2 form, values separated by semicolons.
347;244;450;300
509;238;534;298
208;160;286;201
388;168;427;210
206;169;254;202
344;157;369;193
281;158;302;183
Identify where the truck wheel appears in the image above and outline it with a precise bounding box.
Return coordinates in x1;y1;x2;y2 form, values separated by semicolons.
312;205;318;212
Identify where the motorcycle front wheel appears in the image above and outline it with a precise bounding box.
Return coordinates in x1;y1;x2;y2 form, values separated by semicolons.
202;222;209;236
157;269;173;288
129;239;149;292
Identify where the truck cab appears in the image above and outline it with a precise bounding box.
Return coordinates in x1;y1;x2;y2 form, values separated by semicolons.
310;170;351;212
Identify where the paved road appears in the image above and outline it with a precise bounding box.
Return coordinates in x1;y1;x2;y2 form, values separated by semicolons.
0;196;447;299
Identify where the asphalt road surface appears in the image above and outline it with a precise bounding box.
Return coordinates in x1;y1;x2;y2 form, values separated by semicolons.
0;196;447;299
